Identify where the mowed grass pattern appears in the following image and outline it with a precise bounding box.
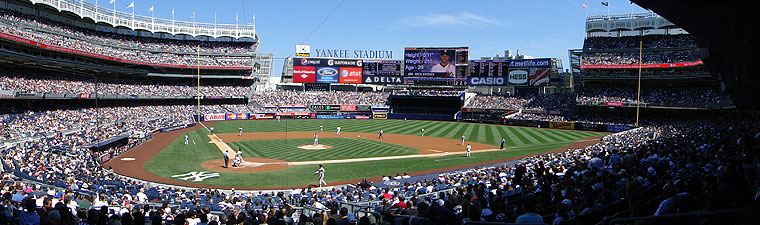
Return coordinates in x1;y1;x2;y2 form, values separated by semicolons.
227;138;418;162
209;119;607;148
144;119;609;188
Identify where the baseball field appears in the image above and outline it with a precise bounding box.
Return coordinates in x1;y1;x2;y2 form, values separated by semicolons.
106;119;608;189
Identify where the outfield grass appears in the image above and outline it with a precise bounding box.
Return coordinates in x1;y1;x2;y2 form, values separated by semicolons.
143;119;607;188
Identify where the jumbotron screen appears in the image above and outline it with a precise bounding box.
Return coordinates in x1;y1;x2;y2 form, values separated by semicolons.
404;47;468;85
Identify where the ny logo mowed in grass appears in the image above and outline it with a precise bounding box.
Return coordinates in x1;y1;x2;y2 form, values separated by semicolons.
171;171;221;182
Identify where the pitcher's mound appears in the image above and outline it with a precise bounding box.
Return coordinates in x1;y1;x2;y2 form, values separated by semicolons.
201;158;290;173
298;144;333;150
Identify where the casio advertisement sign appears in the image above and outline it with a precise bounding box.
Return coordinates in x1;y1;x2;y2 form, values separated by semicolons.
467;77;506;86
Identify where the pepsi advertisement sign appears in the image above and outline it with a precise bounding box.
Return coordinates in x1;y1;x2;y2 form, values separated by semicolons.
316;67;339;83
467;77;506;86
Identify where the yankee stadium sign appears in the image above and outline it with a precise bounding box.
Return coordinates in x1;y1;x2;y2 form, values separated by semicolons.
313;49;393;59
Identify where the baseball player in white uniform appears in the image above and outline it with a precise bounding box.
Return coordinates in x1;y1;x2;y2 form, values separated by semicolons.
466;144;471;157
421;128;425;136
461;135;466;145
336;126;341;135
239;127;243;136
315;164;326;187
314;133;319;146
184;134;189;145
320;125;324;132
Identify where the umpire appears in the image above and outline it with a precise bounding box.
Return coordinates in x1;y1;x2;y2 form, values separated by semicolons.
223;150;230;168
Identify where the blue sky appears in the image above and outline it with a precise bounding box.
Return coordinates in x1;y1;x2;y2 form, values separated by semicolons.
87;0;650;77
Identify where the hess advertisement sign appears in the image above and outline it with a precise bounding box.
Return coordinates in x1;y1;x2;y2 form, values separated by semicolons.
508;69;528;85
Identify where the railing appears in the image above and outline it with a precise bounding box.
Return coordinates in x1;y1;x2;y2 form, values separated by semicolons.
28;0;256;39
586;12;659;21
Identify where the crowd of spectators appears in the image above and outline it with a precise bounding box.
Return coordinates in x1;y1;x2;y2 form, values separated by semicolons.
0;70;251;97
583;34;697;51
578;86;727;107
465;94;574;112
249;90;390;106
0;10;254;67
581;34;700;66
582;69;710;79
3;115;755;225
0;105;196;143
583;50;700;65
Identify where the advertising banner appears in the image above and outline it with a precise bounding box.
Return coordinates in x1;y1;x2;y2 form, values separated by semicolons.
355;115;370;119
362;75;404;84
310;105;341;111
340;105;357;111
576;123;607;131
0;90;14;98
372;113;388;119
508;58;552;68
508;69;529;85
293;66;316;83
78;93;91;99
280;104;308;108
263;104;277;108
236;113;248;120
528;67;550;86
339;67;363;83
295;45;310;57
467;76;507;86
607;124;635;132
316;67;340;83
226;113;237;120
249;113;274;119
356;105;371;111
549;121;575;130
606;102;625;107
316;115;345;119
275;112;311;116
203;113;226;121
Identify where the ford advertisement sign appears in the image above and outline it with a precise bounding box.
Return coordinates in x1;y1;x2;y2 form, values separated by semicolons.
316;67;339;83
467;77;506;86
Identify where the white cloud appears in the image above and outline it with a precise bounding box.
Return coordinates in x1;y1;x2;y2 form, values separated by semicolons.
396;12;501;28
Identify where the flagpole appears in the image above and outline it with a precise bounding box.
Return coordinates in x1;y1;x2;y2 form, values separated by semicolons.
636;40;642;127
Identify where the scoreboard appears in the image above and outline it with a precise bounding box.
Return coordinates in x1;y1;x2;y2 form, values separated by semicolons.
363;60;402;76
470;60;509;77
